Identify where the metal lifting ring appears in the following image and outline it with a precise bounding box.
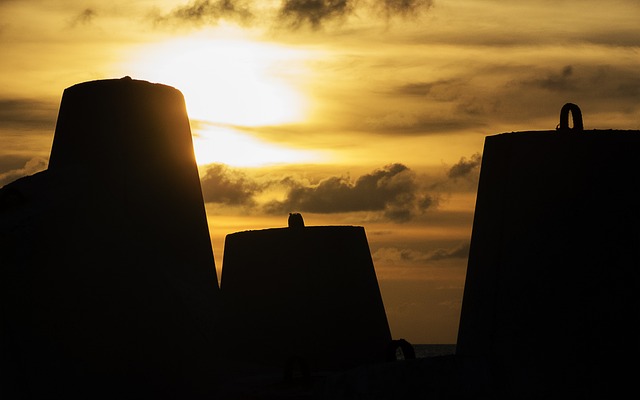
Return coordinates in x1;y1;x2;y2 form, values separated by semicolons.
556;103;584;132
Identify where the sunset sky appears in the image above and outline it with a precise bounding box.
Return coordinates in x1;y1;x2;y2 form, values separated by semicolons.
1;0;639;344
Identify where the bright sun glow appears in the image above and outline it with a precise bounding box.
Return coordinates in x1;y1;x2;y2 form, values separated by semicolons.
123;27;324;166
193;124;325;167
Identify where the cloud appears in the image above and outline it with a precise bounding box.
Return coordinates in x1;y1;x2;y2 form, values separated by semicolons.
151;0;434;29
373;78;493;134
70;8;96;27
388;62;640;135
372;241;470;266
199;163;259;205
0;98;58;131
152;0;254;27
522;65;576;92
263;163;436;222
0;155;31;173
420;153;483;194
197;158;483;222
277;0;434;29
278;0;353;29
197;156;484;222
0;157;48;188
425;241;470;261
394;79;463;100
517;64;640;102
374;0;434;18
448;153;482;180
494;64;640;128
363;112;481;135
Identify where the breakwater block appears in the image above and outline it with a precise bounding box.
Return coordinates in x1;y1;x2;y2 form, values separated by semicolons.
0;78;219;398
456;104;640;397
220;219;392;373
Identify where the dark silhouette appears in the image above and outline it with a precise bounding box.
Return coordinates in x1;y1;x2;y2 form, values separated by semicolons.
457;104;640;398
220;220;392;374
288;211;305;228
556;102;584;131
1;78;220;399
388;338;416;361
1;78;402;399
13;79;635;399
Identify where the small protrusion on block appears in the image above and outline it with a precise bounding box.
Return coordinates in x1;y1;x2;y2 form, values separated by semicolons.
288;213;304;228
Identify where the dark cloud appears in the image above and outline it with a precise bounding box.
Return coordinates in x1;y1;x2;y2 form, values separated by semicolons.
372;241;470;268
523;65;576;92
70;8;96;27
423;153;482;193
151;0;433;29
394;78;464;102
153;0;253;26
448;153;481;179
381;78;493;134
197;159;482;222
391;63;640;134
264;163;435;222
393;77;496;118
363;113;482;135
494;64;640;127
426;241;470;261
200;163;259;205
375;0;434;18
0;98;58;131
514;64;640;100
278;0;353;29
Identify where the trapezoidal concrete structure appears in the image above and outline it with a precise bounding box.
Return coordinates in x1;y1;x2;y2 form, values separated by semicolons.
456;104;640;398
220;216;392;374
0;78;220;398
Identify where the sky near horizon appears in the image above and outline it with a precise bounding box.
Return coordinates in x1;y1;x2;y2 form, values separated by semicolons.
1;0;639;343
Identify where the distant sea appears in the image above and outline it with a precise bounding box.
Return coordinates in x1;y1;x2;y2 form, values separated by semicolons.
412;344;456;359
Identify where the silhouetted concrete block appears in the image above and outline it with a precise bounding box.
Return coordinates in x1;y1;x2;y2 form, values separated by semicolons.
457;104;640;397
0;78;219;398
220;220;392;373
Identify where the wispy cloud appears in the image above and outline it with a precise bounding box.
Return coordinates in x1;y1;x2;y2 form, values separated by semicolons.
150;0;434;29
152;0;254;27
422;153;482;193
521;65;577;92
516;64;640;101
374;0;434;18
448;153;481;180
425;241;470;261
372;241;470;267
278;0;353;29
69;8;96;27
0;98;58;131
0;157;48;187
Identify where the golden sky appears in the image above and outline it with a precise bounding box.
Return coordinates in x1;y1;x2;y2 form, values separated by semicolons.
1;0;639;343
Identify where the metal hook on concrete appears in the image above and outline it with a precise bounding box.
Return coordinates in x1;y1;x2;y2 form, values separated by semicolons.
556;103;584;132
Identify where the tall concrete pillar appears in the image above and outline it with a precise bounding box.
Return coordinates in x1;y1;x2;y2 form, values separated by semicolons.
456;104;640;397
1;78;220;398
